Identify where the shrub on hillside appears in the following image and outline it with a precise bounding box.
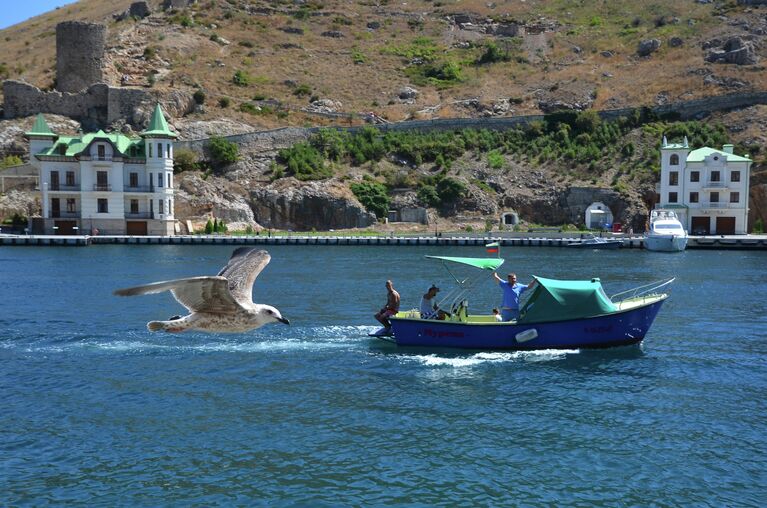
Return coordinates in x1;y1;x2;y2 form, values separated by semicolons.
173;148;200;173
208;136;239;167
350;180;390;218
277;143;332;180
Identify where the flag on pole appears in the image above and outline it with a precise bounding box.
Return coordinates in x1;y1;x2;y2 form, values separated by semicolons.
485;242;499;256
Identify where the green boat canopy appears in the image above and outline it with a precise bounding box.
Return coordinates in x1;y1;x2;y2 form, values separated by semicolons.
425;256;505;271
518;276;618;323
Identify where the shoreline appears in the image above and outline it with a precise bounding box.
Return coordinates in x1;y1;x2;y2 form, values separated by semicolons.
2;233;766;249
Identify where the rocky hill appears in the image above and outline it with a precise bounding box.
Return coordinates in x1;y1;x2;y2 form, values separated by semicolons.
1;0;766;232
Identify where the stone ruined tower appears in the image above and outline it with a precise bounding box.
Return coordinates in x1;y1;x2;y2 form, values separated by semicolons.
56;21;106;93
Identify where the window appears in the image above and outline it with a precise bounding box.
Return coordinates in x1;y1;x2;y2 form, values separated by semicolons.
157;173;163;187
158;199;164;214
690;171;700;182
157;143;162;158
130;199;139;213
50;171;59;190
66;171;75;186
98;198;108;213
148;143;152;158
129;172;138;187
97;144;105;159
668;192;678;203
66;198;76;212
710;192;719;203
669;171;678;186
711;171;720;182
166;173;171;188
96;171;108;191
731;171;740;183
167;144;171;158
670;154;679;165
730;192;739;203
689;192;699;203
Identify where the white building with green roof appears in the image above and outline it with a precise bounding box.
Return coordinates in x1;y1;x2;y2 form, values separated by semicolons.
25;104;177;236
658;136;752;235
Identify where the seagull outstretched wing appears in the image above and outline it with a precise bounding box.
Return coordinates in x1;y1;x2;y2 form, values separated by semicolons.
217;248;271;305
114;276;242;314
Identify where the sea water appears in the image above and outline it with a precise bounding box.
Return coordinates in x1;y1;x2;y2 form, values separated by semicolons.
1;245;766;505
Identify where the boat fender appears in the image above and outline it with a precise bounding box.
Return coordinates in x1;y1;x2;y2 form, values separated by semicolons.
515;328;538;343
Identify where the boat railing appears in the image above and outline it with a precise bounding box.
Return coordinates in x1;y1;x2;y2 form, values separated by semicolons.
610;277;675;303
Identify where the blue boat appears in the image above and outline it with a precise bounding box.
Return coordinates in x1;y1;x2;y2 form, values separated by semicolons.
386;256;673;350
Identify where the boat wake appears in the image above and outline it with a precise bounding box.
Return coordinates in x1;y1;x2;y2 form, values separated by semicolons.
394;349;580;368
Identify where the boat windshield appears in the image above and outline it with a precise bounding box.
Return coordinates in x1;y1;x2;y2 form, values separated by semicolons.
654;224;685;232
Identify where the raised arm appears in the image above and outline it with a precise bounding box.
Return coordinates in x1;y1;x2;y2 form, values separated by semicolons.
493;272;502;285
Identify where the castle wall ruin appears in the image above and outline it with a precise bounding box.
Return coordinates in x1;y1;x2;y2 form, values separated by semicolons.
55;21;106;93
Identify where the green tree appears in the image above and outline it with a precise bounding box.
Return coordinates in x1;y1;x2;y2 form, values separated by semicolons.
205;218;213;234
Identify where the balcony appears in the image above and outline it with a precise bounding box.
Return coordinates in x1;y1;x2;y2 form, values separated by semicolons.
93;184;112;191
125;211;154;219
49;211;81;218
49;184;81;192
124;185;154;193
702;180;727;191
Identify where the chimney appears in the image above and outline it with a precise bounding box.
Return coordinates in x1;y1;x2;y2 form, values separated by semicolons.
722;144;734;154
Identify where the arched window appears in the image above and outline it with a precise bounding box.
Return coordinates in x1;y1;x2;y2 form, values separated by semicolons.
670;154;679;165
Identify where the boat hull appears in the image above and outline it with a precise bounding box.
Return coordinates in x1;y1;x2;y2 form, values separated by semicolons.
389;298;666;350
644;234;688;252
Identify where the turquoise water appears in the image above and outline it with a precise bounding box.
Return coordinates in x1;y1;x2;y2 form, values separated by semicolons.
2;245;766;506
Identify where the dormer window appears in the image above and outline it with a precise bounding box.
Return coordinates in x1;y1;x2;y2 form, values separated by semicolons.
670;154;679;165
97;144;105;160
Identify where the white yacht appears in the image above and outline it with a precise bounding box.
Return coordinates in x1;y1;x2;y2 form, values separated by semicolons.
644;209;688;252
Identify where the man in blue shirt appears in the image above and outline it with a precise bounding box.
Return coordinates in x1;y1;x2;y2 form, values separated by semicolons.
493;272;536;322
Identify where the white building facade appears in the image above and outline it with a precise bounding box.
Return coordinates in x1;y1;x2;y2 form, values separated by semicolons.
658;136;752;235
26;105;177;236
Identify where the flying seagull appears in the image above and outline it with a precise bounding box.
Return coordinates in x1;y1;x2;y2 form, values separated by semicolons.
114;247;289;333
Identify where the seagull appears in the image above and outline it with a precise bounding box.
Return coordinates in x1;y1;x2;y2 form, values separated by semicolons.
114;247;289;333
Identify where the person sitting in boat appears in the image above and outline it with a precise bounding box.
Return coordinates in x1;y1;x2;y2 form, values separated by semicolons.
419;285;449;320
492;308;503;322
493;272;537;322
374;279;401;331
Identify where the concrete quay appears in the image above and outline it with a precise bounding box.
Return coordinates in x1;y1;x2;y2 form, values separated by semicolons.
2;233;767;249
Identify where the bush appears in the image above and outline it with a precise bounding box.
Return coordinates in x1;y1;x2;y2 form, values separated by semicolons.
436;177;466;203
293;84;312;97
417;184;440;207
208;136;239;166
218;97;231;108
1;155;23;168
477;41;510;64
173;148;200;173
232;70;251;87
205;219;213;234
277;143;332;180
193;90;206;105
487;150;504;169
350;181;390;218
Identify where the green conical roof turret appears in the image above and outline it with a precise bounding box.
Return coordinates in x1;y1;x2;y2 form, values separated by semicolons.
141;104;177;138
25;113;57;138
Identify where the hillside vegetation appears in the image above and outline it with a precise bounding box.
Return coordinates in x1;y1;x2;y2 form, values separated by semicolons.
1;0;766;230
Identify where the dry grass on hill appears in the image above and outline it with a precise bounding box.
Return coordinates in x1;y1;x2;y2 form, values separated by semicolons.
0;0;765;131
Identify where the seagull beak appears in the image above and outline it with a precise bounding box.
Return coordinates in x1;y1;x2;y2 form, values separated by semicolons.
278;317;290;325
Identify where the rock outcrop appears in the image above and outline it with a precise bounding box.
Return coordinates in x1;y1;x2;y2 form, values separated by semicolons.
249;179;376;230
